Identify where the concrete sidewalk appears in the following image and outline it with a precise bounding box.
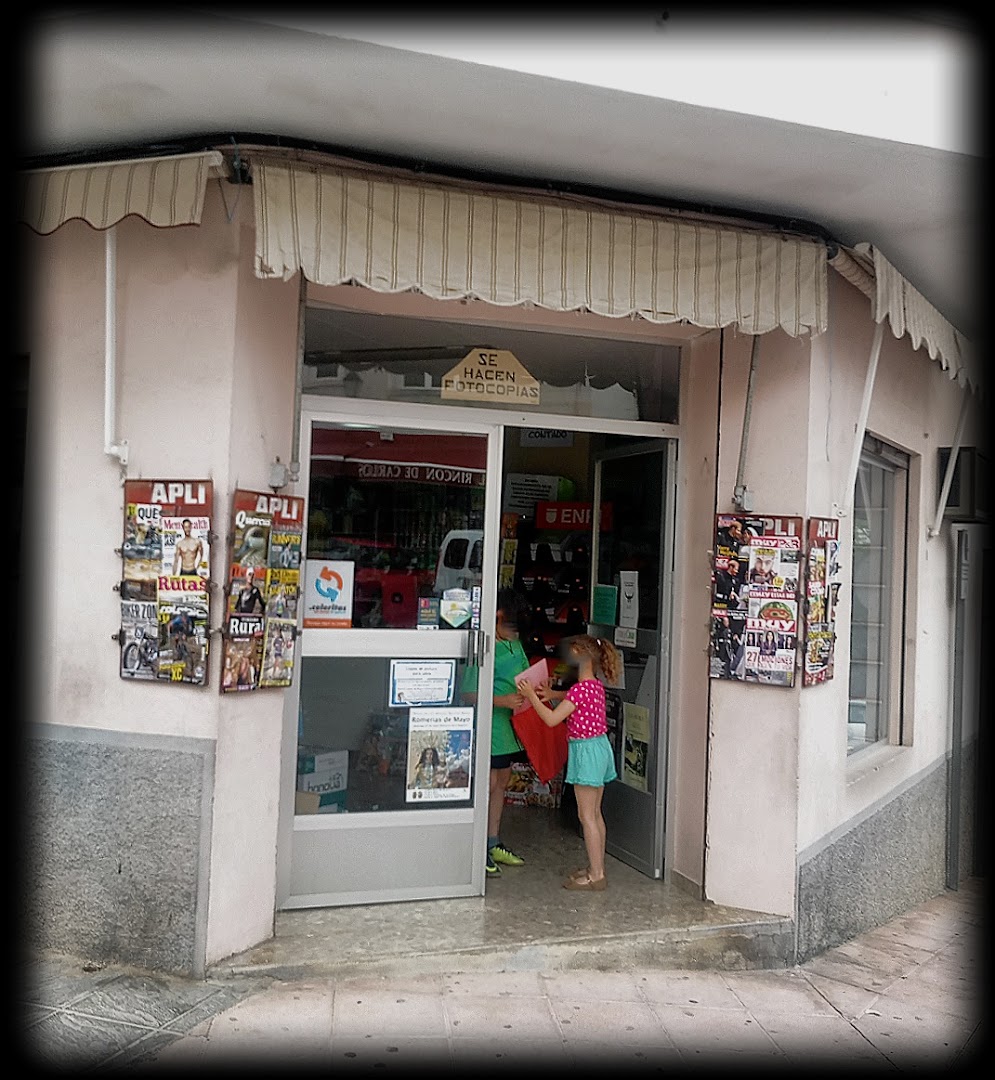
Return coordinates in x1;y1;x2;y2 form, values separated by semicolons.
19;879;985;1072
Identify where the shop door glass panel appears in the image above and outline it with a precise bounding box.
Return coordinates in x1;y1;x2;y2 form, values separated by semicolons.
284;419;499;909
589;444;672;878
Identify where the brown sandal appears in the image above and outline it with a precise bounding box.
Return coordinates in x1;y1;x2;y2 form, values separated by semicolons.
568;867;589;881
563;873;607;891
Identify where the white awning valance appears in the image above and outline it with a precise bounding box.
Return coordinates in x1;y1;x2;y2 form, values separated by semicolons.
252;160;828;338
18;151;224;234
829;242;978;392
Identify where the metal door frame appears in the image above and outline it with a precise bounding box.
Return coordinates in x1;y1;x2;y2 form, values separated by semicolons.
589;438;678;877
276;398;504;908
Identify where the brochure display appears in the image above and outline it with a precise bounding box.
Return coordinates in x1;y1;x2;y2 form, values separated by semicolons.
710;514;803;687
221;490;304;692
803;517;843;686
120;480;213;686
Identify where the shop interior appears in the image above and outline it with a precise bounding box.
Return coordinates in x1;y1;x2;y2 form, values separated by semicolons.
296;302;677;886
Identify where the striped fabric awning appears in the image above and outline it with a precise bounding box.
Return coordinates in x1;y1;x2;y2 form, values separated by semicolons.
829;243;978;392
18;151;224;234
253;159;828;338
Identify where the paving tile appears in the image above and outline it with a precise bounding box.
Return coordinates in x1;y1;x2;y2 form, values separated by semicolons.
635;969;746;1010
751;1009;892;1066
21;1011;151;1070
565;1042;684;1069
445;994;560;1040
442;970;545;997
332;1036;454;1071
60;972;223;1030
174;984;335;1053
652;1002;782;1056
22;1004;58;1029
552;999;673;1045
157;985;251;1035
20;969;120;1008
723;969;838;1016
333;988;448;1039
151;1032;332;1066
335;973;445;996
541;970;644;1002
97;1030;190;1071
879;971;981;1023
451;1037;570;1068
799;971;882;1019
803;951;899;993
851;995;978;1068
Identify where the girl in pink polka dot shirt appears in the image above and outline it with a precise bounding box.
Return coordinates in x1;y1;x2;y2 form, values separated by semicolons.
518;634;621;891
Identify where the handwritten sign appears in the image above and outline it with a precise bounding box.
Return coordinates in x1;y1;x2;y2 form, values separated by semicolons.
441;349;540;405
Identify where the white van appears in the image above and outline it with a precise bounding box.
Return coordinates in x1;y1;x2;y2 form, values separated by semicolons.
434;530;484;595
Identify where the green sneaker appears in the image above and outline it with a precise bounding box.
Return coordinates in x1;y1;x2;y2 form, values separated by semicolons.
490;843;525;867
485;852;501;875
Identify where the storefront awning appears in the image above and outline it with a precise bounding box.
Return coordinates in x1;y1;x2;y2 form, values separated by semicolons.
829;243;979;393
18;151;224;234
310;428;486;485
253;159;828;338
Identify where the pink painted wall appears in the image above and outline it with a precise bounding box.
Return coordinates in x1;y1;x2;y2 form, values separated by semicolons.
703;327;811;917
796;271;984;853
24;185;300;968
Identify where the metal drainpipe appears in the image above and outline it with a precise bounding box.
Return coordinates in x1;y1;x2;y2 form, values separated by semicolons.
288;272;307;484
104;227;128;470
732;334;760;511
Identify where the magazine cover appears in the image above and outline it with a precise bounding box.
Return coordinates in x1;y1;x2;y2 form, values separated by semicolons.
119;600;159;680
221;614;264;692
229;564;266;615
232;506;273;569
157;601;209;685
265;568;299;620
268;522;302;571
260;618;296;687
122;500;162;602
161;514;211;580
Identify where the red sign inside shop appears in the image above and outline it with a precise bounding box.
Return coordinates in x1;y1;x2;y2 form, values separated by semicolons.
535;501;613;531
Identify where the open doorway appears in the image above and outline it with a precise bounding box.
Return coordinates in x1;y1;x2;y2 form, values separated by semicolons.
485;426;674;884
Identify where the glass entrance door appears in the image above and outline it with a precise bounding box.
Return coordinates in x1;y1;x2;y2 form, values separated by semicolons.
277;411;502;908
588;441;676;878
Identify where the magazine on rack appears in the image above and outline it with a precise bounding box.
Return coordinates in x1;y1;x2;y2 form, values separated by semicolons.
259;617;296;688
119;600;159;680
265;568;299;620
221;614;264;692
161;514;211;579
157;600;209;685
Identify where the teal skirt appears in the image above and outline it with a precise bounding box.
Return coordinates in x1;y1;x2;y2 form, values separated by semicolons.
566;734;617;787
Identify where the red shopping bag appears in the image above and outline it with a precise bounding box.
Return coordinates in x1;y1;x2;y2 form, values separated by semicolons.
511;658;568;784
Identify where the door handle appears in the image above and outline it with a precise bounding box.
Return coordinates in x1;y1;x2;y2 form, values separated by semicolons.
466;628;480;666
476;630;488;667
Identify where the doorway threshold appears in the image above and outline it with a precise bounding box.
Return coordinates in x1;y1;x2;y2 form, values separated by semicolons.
212;807;794;981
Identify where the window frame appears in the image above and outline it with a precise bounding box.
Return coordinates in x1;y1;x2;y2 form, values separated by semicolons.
847;433;911;757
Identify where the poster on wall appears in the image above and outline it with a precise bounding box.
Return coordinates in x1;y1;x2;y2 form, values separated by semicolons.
621;702;650;791
803;517;843;686
709;514;803;687
405;707;475;802
120;480;213;685
220;490;305;692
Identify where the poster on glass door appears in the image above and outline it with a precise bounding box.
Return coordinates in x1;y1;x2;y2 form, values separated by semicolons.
405;707;474;802
710;513;802;686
